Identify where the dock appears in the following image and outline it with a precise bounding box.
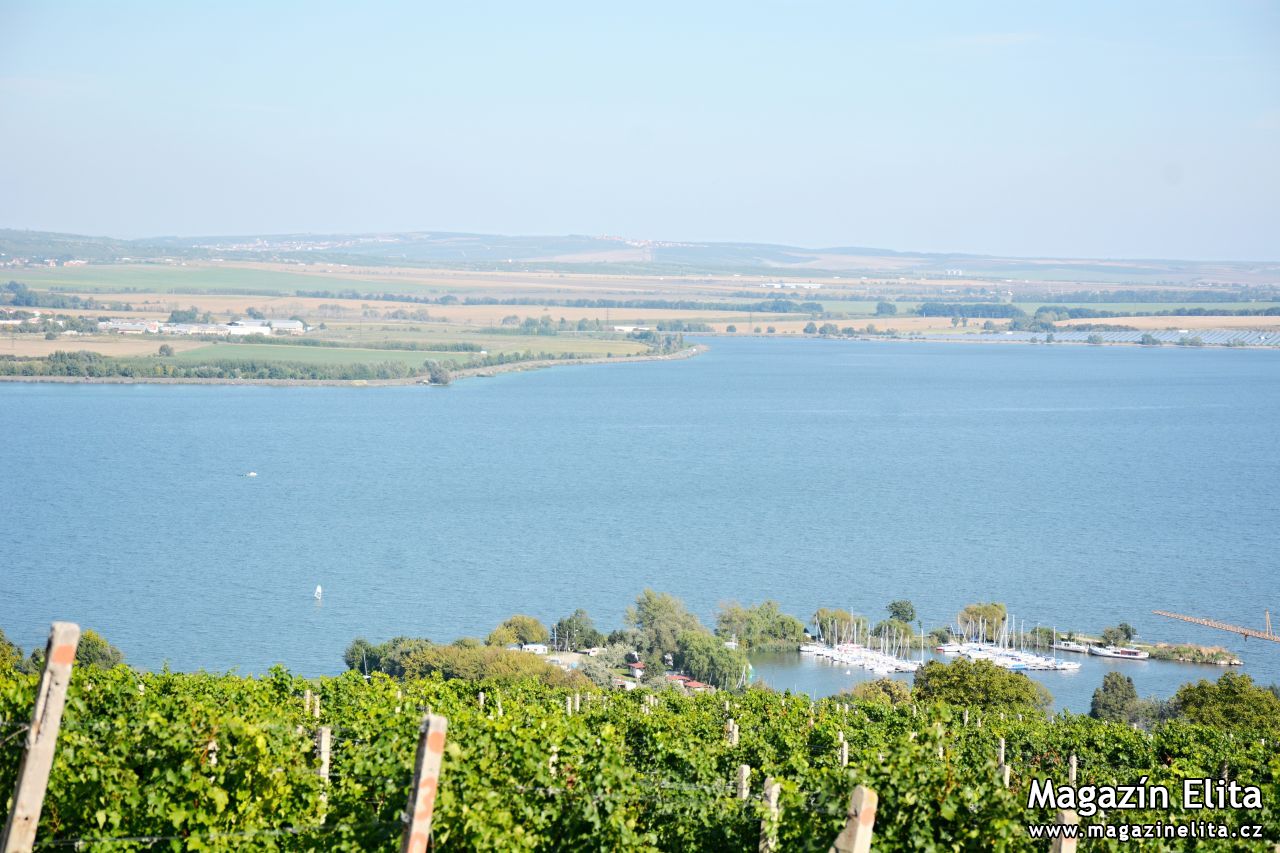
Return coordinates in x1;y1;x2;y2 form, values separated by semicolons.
1152;610;1280;644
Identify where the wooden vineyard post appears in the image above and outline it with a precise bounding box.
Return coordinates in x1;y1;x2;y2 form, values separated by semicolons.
997;737;1009;787
737;764;751;800
1068;754;1077;785
829;784;877;853
1049;809;1079;853
400;714;448;853
317;726;332;786
757;776;781;853
2;621;81;853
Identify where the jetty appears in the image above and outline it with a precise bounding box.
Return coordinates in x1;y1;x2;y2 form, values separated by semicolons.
1152;610;1280;645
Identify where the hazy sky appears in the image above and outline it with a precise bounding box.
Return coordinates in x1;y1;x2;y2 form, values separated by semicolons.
2;1;1277;259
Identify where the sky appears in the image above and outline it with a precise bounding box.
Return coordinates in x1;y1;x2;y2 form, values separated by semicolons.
1;1;1277;260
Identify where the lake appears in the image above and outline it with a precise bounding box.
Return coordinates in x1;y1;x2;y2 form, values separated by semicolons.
1;337;1277;712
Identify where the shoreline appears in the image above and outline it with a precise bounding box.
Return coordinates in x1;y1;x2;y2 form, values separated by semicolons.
0;344;708;388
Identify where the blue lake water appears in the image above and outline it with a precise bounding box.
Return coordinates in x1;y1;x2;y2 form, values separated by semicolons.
1;337;1277;713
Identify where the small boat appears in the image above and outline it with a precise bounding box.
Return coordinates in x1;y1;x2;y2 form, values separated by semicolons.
246;472;258;478
1088;645;1149;660
1053;640;1089;654
314;585;323;601
935;642;962;654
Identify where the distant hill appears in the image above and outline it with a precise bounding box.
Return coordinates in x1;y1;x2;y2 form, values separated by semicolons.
2;228;1276;285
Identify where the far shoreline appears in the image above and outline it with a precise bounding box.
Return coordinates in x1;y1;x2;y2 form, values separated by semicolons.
0;344;709;388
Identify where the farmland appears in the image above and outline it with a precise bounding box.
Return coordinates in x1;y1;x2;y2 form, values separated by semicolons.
3;254;1279;381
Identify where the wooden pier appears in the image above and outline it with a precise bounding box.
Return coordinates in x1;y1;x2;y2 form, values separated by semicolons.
1152;610;1280;644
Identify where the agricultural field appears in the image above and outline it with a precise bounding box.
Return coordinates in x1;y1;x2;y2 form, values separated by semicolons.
0;334;204;358
170;343;472;369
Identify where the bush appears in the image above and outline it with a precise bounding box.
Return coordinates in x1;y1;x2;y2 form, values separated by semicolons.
913;658;1051;711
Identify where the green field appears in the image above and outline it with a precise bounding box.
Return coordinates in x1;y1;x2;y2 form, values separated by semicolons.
318;324;650;356
172;343;470;367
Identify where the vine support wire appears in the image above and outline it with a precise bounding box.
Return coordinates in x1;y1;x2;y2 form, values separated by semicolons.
1;621;80;853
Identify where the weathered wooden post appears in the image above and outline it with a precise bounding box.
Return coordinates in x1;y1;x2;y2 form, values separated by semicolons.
478;691;485;710
1049;810;1079;853
737;764;751;800
1068;754;1077;785
829;784;877;853
573;692;581;713
303;688;313;716
565;695;573;716
317;726;331;783
1;621;80;853
840;740;849;768
758;776;781;853
400;714;448;853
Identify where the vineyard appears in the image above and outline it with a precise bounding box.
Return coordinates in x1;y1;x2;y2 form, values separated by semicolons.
1;664;1277;851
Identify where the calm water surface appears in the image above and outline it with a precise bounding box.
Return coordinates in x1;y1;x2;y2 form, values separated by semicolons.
1;338;1277;712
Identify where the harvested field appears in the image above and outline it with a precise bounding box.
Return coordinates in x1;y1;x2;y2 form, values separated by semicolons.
0;335;205;358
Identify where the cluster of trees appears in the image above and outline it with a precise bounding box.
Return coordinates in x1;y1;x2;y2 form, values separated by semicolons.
2;281;133;311
0;626;124;673
917;302;1024;319
1090;670;1280;737
714;600;805;650
167;306;214;324
0;351;426;381
0;312;100;335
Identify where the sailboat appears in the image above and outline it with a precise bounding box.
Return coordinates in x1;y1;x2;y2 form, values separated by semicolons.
314;585;323;601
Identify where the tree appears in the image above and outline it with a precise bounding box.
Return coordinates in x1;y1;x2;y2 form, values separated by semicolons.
957;603;1006;639
0;629;21;671
552;609;604;651
871;618;913;640
488;615;548;646
1118;623;1137;641
578;644;629;687
1174;672;1280;737
1090;672;1138;721
1139;333;1162;346
887;600;916;623
875;301;897;316
1087;334;1104;345
158;344;174;356
424;360;452;385
725;325;737;333
846;678;911;705
766;326;776;334
25;628;124;672
803;322;818;334
715;601;805;650
399;643;588;688
913;658;1051;711
167;307;200;324
811;608;868;645
341;636;433;676
1100;626;1126;647
626;590;702;657
675;631;748;690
